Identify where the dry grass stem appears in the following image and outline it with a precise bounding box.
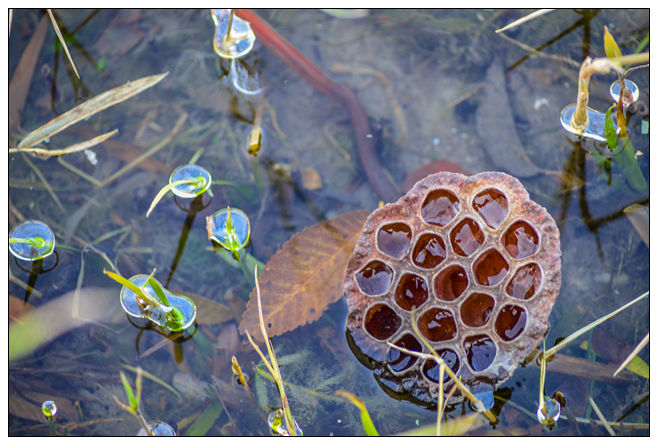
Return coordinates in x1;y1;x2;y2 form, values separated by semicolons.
57;157;102;186
495;9;554;33
21;153;65;212
47;9;80;79
10;129;118;157
588;396;615;436
613;332;649;377
18;72;168;148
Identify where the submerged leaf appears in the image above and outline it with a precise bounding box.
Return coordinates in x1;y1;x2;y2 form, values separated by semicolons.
239;210;368;338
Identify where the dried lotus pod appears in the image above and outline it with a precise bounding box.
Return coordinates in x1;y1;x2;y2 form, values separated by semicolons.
344;171;561;406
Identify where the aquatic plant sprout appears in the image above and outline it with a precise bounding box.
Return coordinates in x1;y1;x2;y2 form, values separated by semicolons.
211;9;255;59
8;220;56;261
42;400;57;420
105;270;196;332
207;207;251;254
146;165;211;217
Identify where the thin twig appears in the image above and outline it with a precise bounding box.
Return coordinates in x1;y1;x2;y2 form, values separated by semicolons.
47;9;80;79
497;31;581;69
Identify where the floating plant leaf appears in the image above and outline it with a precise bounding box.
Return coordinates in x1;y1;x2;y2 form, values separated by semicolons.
239;210;368;338
189;293;235;325
146;165;211;217
106;271;196;331
8;220;55;261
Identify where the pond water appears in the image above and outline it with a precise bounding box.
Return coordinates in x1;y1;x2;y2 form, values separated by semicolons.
8;9;649;436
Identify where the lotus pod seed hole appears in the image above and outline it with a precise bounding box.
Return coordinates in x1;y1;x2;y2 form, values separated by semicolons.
460;292;495;327
422;348;460;383
450;217;485;257
464;334;496;372
394;272;429;311
417;307;457;342
433;265;468;301
376;222;412;259
411;232;446;268
355;260;393;296
387;333;422;372
473;249;509;286
504;221;539;259
420;189;460;226
506;263;542;300
364;303;401;340
472;188;508;229
495;304;527;341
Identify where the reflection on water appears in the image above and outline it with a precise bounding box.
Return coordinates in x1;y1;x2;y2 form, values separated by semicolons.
8;9;649;436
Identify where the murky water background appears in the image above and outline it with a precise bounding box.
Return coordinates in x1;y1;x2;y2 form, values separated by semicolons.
8;9;649;436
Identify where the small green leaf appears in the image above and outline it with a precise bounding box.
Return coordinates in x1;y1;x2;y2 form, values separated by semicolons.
146;177;206;218
604;105;621;154
604;26;623;62
119;371;138;413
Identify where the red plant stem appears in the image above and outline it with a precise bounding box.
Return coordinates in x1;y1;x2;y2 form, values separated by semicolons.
234;9;399;203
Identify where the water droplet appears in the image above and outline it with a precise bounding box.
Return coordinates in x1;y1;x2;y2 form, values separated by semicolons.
420;189;460;226
42;400;57;419
355;260;393;296
9;220;56;261
119;274;196;331
207;207;251;252
169;165;212;198
417;307;457;342
211;9;256;59
268;409;302;436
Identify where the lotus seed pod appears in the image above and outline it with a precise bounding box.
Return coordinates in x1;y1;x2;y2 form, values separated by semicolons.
344;171;561;406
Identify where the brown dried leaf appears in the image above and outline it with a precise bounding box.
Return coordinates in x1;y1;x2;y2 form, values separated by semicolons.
190;293;235;326
239;210;369;338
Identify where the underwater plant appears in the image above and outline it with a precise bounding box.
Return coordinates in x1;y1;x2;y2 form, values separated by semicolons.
41;400;57;436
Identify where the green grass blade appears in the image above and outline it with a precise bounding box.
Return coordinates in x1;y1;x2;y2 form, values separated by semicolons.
336;390;379;436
